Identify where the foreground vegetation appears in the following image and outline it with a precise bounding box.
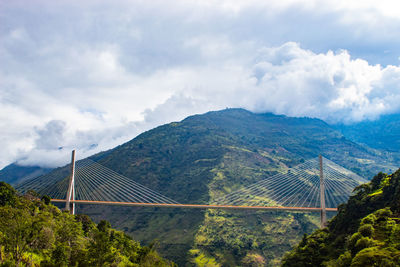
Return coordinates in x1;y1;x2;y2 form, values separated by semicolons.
0;182;175;266
282;168;400;266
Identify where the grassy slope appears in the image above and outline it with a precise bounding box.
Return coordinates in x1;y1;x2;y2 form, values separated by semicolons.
77;109;397;266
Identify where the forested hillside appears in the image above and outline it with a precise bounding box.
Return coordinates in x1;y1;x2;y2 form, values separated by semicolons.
80;109;396;265
0;182;174;266
6;109;399;265
282;168;400;266
335;114;400;152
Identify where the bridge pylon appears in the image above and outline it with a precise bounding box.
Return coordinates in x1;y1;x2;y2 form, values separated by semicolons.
65;150;76;215
319;155;327;228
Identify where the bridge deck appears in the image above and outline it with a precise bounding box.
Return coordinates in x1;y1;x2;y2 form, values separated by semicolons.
51;199;337;212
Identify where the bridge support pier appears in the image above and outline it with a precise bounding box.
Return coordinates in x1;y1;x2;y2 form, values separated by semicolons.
65;150;76;215
319;155;327;228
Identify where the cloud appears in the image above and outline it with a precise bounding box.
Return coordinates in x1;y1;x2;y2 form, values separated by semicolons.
145;42;400;124
1;0;400;168
35;120;66;150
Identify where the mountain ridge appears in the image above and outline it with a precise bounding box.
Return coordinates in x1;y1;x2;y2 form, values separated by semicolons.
0;163;52;185
3;108;399;186
335;113;400;152
2;108;399;265
70;108;397;265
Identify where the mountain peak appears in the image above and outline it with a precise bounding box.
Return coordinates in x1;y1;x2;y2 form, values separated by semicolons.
4;108;397;265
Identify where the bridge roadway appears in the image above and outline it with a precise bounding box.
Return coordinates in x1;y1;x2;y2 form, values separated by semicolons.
51;199;338;212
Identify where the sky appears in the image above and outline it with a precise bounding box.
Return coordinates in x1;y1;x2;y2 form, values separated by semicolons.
1;0;400;168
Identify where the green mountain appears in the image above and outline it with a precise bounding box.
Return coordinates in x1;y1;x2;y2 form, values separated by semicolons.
335;113;400;152
3;108;399;265
76;109;396;266
0;182;174;266
0;163;52;185
282;168;400;266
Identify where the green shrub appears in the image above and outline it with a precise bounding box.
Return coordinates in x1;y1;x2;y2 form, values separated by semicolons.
348;232;362;249
0;182;17;206
359;224;374;237
336;251;352;267
375;208;392;220
354;237;373;253
361;214;376;225
351;247;396;267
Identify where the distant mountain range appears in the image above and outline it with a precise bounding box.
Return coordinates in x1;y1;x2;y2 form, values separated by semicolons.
334;113;400;152
1;108;399;265
3;109;399;187
0;163;51;185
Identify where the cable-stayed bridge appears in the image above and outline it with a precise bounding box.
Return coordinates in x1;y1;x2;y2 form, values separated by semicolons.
15;151;367;228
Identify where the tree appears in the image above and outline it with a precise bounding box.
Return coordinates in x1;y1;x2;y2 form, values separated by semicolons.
75;214;95;236
0;183;175;266
41;195;51;205
88;227;113;266
0;182;17;207
242;252;266;267
0;207;34;266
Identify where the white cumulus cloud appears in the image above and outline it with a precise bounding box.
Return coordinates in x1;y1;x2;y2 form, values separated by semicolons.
1;0;400;168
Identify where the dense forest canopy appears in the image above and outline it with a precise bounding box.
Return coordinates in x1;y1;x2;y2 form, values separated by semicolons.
0;182;175;267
